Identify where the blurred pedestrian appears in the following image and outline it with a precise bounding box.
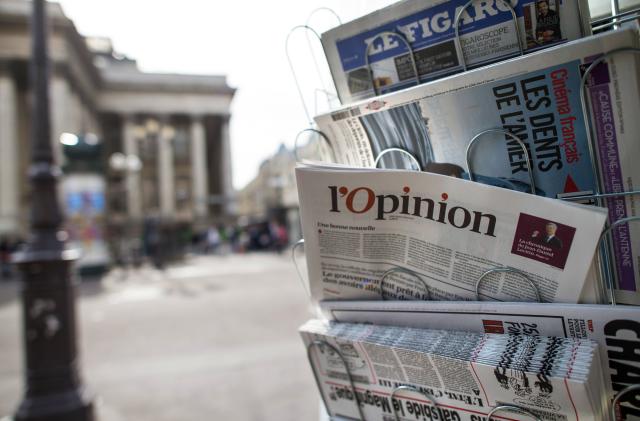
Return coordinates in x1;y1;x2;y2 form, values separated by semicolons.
240;229;250;253
206;226;220;254
269;220;289;253
276;223;289;252
0;238;11;280
144;217;166;270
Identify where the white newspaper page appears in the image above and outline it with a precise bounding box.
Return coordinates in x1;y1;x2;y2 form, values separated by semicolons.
316;28;640;305
296;165;607;304
320;300;640;418
321;0;590;103
302;320;603;421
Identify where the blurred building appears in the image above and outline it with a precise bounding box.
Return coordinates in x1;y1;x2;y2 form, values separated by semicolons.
0;0;235;268
237;144;301;243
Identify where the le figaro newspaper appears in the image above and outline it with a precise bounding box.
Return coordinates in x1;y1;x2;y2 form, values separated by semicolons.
296;164;607;304
314;28;640;304
321;0;590;102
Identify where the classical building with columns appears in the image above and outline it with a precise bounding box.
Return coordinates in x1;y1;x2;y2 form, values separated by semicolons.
0;0;235;266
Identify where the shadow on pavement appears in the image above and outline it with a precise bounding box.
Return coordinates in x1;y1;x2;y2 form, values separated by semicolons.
0;279;19;307
77;275;108;299
0;274;109;309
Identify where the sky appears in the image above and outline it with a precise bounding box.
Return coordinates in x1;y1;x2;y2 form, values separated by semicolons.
54;0;399;190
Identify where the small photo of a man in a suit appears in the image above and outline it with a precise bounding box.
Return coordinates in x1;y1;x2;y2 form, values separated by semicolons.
531;222;563;249
536;0;562;43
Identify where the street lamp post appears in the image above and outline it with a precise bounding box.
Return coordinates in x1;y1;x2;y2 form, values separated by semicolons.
12;1;94;420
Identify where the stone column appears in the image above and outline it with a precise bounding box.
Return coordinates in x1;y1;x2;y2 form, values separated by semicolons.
68;91;82;135
158;118;175;217
50;75;69;166
83;100;101;139
190;116;209;219
0;70;19;235
122;115;142;219
220;115;234;215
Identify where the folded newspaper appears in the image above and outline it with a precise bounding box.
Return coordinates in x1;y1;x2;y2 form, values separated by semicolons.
296;164;607;304
315;27;640;305
322;0;591;103
320;299;640;418
302;319;605;420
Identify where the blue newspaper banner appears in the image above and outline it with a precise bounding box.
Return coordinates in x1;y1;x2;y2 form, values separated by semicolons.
336;0;537;72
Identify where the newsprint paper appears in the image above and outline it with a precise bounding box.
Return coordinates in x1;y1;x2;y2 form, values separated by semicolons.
320;300;640;419
302;319;605;421
321;0;590;102
296;165;607;304
314;27;640;305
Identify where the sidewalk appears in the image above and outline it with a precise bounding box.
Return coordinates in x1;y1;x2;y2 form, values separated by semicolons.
0;252;318;421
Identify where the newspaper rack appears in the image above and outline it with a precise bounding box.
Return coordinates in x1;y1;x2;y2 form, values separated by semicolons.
465;128;537;194
294;128;337;163
379;264;543;302
476;267;542;302
597;217;640;305
487;405;542;420
362;0;531;96
365;31;420;97
591;8;640;32
578;48;640;201
306;7;342;27
310;337;548;421
295;140;548;304
307;340;367;421
460;48;640;305
612;384;640;420
379;266;431;300
453;0;524;71
306;8;343;104
570;48;640;305
390;385;437;421
292;238;311;298
286;25;325;125
294;237;545;303
290;10;640;421
374;148;422;171
286;9;342;126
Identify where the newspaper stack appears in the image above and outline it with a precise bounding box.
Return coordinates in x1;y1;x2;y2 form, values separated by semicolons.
302;320;606;420
320;300;640;417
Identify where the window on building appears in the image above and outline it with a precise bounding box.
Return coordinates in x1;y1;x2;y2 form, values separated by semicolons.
173;125;190;164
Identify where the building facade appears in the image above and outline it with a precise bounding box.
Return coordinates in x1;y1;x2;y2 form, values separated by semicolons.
236;144;301;244
0;0;235;267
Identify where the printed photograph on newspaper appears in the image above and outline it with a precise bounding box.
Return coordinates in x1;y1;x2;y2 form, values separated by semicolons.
296;164;607;304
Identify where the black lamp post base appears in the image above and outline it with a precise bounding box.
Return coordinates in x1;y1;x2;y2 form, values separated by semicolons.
14;388;94;421
12;253;95;421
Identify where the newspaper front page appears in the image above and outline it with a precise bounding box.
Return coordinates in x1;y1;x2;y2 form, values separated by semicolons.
320;300;640;418
321;0;591;103
296;165;607;304
315;28;640;305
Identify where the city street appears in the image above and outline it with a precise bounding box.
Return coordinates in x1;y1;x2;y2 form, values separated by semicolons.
0;252;319;421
